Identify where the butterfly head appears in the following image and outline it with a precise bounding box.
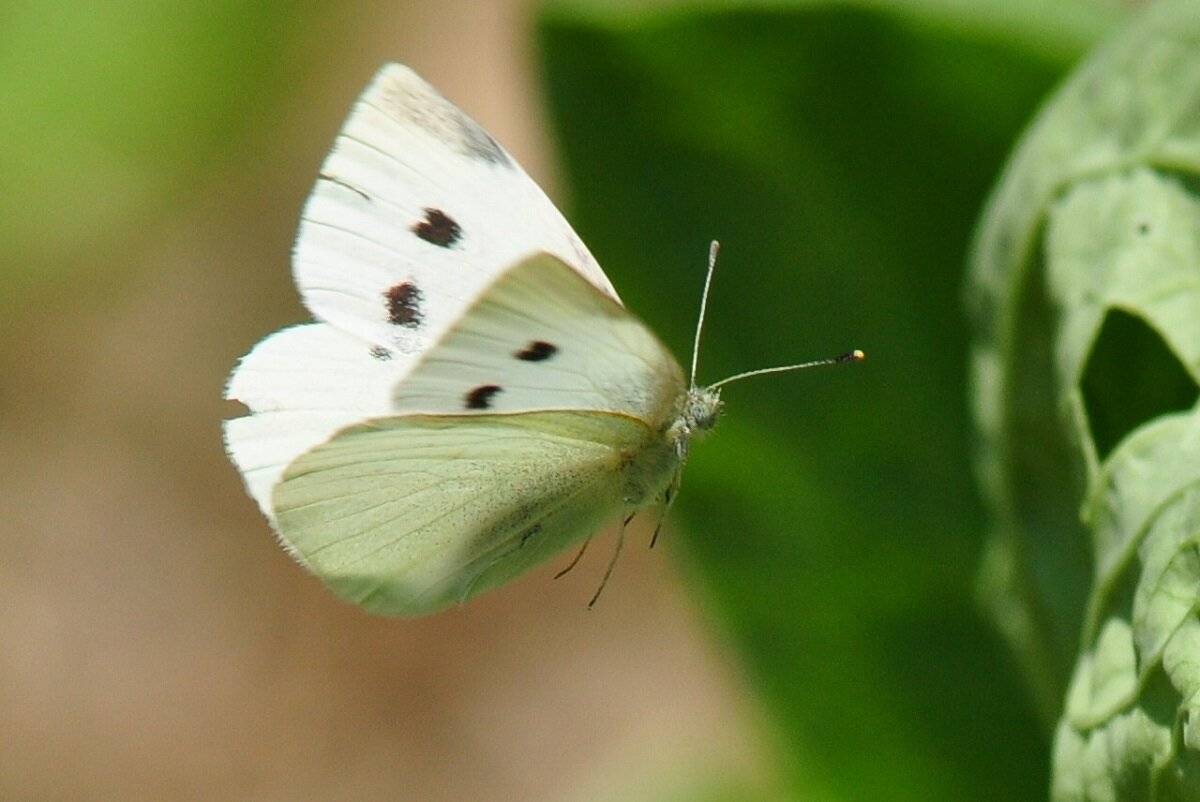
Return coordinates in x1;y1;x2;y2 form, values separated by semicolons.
665;386;721;459
681;385;722;435
683;241;863;442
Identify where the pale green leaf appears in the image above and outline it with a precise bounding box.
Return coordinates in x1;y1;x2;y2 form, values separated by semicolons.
969;2;1200;797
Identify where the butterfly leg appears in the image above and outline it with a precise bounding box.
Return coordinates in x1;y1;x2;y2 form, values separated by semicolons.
587;514;635;609
557;512;633;580
649;471;682;549
554;538;591;579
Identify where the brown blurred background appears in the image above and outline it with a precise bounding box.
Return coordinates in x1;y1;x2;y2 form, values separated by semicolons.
0;2;775;800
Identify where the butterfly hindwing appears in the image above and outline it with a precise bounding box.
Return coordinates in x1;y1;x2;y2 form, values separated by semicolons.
273;411;657;615
224;322;415;522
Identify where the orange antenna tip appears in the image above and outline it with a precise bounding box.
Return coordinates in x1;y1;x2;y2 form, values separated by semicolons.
838;349;865;363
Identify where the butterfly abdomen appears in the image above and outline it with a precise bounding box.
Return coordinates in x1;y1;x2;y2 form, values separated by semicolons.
618;436;679;510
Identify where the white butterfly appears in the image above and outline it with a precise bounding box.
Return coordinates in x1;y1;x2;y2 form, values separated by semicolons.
224;64;862;616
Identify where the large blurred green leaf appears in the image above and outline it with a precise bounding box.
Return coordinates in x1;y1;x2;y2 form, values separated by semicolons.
969;2;1200;798
539;0;1123;798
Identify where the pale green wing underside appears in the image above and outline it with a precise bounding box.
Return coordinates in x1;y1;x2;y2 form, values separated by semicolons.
391;251;685;424
274;410;655;616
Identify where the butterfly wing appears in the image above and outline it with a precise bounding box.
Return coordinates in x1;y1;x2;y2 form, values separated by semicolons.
226;253;684;519
272;410;657;616
295;63;616;359
229;253;686;614
228;62;637;522
226;64;688;614
391;251;685;422
224;322;409;523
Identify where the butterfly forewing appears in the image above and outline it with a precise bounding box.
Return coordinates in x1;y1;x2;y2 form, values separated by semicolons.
294;64;616;359
391;252;686;425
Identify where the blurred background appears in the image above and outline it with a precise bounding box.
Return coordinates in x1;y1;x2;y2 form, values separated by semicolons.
0;1;1141;800
0;3;781;800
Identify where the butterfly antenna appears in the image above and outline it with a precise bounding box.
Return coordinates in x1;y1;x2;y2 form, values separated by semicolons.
689;240;721;389
708;349;865;390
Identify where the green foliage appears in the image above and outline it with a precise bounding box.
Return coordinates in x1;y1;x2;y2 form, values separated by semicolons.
539;0;1130;798
0;1;319;303
970;2;1200;798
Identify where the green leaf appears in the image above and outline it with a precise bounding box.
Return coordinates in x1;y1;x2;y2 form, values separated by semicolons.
0;1;324;305
539;0;1122;798
969;2;1200;797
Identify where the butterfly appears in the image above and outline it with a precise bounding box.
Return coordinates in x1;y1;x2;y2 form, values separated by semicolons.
224;64;863;616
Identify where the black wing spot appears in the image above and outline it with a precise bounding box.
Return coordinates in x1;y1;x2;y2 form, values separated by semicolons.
412;208;462;248
465;384;502;409
369;345;392;361
384;282;423;328
514;340;558;362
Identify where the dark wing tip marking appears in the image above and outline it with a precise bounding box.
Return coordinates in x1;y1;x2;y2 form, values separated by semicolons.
458;121;512;167
465;384;502;410
514;340;558;362
412;208;462;248
385;282;423;328
374;75;512;167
